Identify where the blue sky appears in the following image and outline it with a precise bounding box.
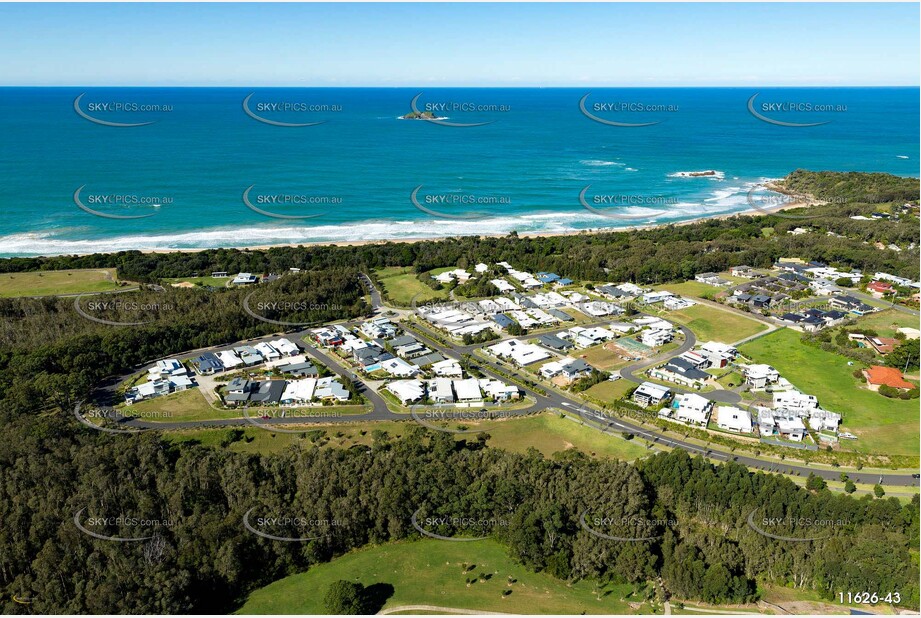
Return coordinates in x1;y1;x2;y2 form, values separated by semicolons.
1;3;918;86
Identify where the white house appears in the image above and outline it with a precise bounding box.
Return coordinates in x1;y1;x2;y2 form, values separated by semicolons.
772;389;819;412
216;350;244;370
281;379;317;405
379;357;420;377
698;342;737;368
387;380;425;404
640;328;673;348
453;378;483;402
480;379;521;401
633;382;671;407
487;340;550;366
427;378;455;404
716;406;752;433
148;358;187;379
431;358;464;378
255;342;281;361
671;393;712;427
270;338;300;356
741;364;780;388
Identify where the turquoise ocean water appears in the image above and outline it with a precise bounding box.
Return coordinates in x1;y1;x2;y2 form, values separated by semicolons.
0;87;916;257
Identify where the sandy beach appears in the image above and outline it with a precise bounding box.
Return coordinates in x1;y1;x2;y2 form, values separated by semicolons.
134;195;813;257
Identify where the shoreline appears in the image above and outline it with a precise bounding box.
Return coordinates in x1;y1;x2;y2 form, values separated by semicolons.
135;194;814;256
7;192;811;259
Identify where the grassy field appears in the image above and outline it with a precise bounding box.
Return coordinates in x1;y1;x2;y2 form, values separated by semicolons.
236;539;646;615
583;379;636;403
739;329;919;456
579;344;631;371
653;281;721;299
853;309;919;338
164;413;651;460
373;267;448;305
123;389;242;422
164;275;229;288
0;268;121;297
665;304;768;344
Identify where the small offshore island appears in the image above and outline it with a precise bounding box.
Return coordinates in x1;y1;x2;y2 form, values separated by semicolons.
400;110;449;120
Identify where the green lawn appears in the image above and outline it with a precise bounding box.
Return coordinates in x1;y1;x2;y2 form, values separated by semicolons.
236;538;645;615
665;304;768;344
584;379;636;402
579;344;631;371
653;281;721;299
0;268;121;297
739;329;919;456
373;267;448;305
163;413;650;460
853;309;919;338
123;388;241;422
164;275;230;288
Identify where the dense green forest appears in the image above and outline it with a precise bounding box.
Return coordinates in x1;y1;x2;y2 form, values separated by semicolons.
0;170;917;614
0;422;917;613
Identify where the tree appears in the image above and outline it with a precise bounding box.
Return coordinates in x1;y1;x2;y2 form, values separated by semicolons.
324;580;367;614
886;339;920;371
806;473;827;491
874;484;886;499
844;479;857;494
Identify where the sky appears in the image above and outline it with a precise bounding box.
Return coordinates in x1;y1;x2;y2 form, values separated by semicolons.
0;3;918;86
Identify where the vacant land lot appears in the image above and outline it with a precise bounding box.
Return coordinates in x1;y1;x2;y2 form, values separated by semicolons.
739;329;918;456
853;309;919;338
373;267;448;306
0;268;121;297
584;379;635;402
165;413;650;460
164;275;230;288
123;389;241;422
579;343;631;371
665;304;768;344
237;539;642;615
653;280;721;299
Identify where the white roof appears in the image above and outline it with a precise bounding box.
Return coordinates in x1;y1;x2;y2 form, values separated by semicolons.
431;359;463;376
255;342;280;358
380;357;419;377
271;338;300;355
676;392;711;415
475;263;489;273
636;381;671;399
216;350;243;368
487;340;550;365
282;379;316;402
717;406;752;431
453;378;482;401
387;380;425;402
427;378;454;400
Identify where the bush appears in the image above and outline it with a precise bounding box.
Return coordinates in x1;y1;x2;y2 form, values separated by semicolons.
324;580;368;614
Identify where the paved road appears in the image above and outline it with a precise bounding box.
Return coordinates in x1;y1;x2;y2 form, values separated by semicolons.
85;275;919;487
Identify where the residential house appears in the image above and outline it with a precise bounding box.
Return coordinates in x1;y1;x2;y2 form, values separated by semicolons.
633;382;672;408
431;358;463;378
231;272;259;285
716;406;752;433
730;266;757;278
666;393;712;427
216;350;244;370
540;357;592;382
698;341;737;368
427;378;455;404
740;364;780;388
453;378;483;402
649;357;709;389
387;380;425;404
862;366;915;392
537;334;575;352
192;352;224;375
249;380;286;404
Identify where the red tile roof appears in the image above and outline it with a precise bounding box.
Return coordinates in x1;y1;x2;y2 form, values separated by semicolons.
864;365;915;390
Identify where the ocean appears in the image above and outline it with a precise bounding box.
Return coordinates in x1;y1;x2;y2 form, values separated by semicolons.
0;87;916;257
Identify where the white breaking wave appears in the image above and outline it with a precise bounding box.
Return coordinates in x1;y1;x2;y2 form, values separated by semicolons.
580;159;625;167
1;182;768;257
